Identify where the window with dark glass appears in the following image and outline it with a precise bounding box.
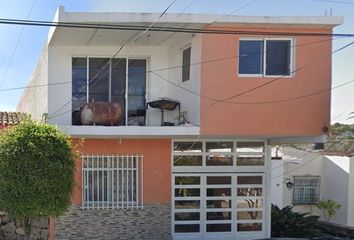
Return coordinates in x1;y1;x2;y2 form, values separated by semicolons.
71;57;147;126
238;39;292;76
182;47;191;82
239;40;263;75
72;58;87;125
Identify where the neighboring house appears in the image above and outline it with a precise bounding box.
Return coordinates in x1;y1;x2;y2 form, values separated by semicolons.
17;6;343;240
0;111;24;129
271;147;354;227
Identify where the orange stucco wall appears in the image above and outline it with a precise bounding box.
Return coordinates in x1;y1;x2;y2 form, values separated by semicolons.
200;26;332;137
71;138;172;205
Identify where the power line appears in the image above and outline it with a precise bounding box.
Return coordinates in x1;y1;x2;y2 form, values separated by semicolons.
0;0;37;88
1;36;346;112
0;18;351;38
48;0;177;117
47;36;344;118
310;0;354;4
211;41;354;105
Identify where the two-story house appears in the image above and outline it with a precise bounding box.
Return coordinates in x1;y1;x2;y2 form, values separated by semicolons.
17;6;342;240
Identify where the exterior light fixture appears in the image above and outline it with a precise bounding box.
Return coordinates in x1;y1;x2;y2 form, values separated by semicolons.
285;178;294;190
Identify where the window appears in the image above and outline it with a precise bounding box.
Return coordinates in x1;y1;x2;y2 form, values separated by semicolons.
72;57;147;126
238;39;292;76
182;47;191;82
82;154;143;209
173;140;265;167
293;175;320;205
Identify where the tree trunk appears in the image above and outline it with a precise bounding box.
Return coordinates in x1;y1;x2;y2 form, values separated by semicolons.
23;217;32;240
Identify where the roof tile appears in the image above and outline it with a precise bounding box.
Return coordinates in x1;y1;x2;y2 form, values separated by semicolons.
0;112;26;125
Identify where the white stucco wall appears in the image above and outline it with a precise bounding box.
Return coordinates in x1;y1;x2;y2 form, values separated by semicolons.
278;148;324;216
348;156;354;227
17;46;48;120
166;34;201;126
47;43;201;126
271;159;284;208
322;155;349;225
272;147;352;226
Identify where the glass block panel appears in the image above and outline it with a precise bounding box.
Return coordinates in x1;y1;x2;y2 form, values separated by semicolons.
206;155;233;166
207;224;232;232
206;142;233;152
207;212;231;220
175;212;200;221
175;176;200;185
175;224;200;233
237;142;264;152
237;211;263;220
237;199;263;209
174;142;202;153
237;223;262;232
237;155;264;166
175;188;200;197
207;188;231;197
238;176;262;185
174;156;202;166
207;200;232;209
237;188;263;197
175;200;200;209
207;176;232;185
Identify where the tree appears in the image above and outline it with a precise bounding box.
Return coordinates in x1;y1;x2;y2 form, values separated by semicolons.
317;199;341;221
0;120;75;239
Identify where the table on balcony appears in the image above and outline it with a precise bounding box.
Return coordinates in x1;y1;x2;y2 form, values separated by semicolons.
146;98;180;126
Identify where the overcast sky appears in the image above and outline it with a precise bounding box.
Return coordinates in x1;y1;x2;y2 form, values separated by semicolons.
0;0;353;123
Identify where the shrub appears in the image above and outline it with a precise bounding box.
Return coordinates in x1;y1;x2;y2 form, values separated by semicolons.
0;120;75;239
271;204;322;238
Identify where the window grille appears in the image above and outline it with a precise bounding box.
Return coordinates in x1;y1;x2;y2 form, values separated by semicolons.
292;175;320;205
82;154;143;209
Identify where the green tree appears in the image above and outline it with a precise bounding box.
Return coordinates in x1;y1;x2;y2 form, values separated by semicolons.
0;120;75;239
317;199;341;221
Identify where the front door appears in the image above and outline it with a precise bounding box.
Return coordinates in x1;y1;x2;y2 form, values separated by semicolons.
172;173;265;240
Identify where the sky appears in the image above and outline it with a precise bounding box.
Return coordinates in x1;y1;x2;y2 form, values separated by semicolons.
0;0;353;123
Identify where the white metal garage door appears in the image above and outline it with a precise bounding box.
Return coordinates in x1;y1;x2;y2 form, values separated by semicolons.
172;173;265;240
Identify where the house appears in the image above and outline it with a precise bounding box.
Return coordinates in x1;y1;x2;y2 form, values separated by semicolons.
0;112;25;129
17;6;343;240
271;147;354;227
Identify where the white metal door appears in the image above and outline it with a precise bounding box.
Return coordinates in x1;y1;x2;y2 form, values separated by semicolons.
172;173;265;240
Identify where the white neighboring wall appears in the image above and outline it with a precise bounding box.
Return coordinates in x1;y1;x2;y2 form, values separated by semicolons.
17;46;48;120
271;147;352;226
322;155;350;225
348;156;354;227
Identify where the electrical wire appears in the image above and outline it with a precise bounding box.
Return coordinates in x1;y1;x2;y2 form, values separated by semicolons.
0;0;38;88
211;41;354;105
0;18;351;38
48;0;177;117
47;36;345;119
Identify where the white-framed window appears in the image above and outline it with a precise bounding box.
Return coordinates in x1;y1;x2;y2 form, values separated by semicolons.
82;154;144;209
292;175;320;205
182;46;191;82
238;38;293;77
173;140;266;170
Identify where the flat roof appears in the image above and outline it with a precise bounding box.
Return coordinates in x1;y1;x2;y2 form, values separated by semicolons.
56;6;343;27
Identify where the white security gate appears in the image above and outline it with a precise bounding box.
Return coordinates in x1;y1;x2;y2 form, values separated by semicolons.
172;173;265;240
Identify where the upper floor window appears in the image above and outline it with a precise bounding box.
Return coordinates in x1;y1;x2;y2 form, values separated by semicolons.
72;57;147;126
182;46;191;82
238;39;292;76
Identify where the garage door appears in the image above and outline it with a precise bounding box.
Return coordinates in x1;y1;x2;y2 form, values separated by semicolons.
172;173;265;240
